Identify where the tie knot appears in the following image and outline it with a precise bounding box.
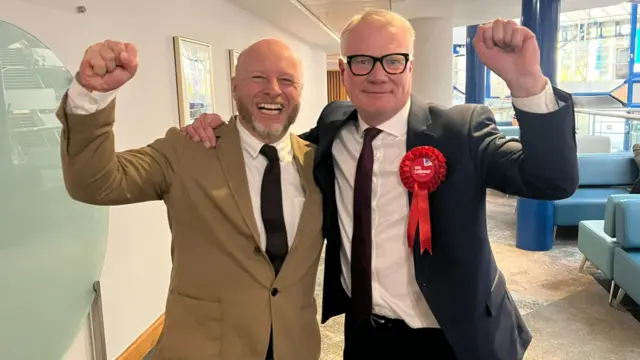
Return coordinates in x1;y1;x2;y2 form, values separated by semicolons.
363;127;382;143
260;144;279;163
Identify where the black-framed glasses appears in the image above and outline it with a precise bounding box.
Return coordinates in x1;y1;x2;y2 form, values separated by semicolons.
345;53;410;76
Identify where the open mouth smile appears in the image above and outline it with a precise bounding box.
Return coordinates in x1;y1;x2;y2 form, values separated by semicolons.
257;103;284;115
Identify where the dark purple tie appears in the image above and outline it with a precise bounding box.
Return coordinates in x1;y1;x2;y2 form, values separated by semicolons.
351;127;382;322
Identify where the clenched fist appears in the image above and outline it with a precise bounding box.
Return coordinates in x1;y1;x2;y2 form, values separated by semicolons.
473;19;546;98
77;40;139;92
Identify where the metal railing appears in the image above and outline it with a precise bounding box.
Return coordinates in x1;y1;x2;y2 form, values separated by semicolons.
575;108;640;121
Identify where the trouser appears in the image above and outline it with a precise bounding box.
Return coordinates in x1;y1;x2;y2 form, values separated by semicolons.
343;312;458;360
265;328;274;360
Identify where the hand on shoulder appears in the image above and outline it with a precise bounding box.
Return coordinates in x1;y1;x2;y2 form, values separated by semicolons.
183;113;226;147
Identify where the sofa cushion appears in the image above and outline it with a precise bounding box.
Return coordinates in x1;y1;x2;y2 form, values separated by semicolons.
578;153;638;186
554;188;629;226
578;220;618;278
613;248;640;305
614;199;640;249
603;194;640;237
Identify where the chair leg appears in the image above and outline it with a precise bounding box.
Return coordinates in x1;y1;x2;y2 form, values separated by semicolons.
608;281;617;305
613;288;626;310
578;256;587;273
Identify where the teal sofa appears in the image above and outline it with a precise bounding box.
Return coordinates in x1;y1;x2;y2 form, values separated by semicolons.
612;198;640;307
577;194;640;303
516;152;637;252
554;152;638;227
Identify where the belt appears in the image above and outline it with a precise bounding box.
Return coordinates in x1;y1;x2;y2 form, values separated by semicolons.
369;313;410;328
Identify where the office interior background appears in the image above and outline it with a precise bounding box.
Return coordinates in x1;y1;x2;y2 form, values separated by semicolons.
1;0;640;359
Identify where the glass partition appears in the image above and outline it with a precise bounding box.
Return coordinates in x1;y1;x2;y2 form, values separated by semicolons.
452;3;639;109
0;20;109;359
575;110;640;152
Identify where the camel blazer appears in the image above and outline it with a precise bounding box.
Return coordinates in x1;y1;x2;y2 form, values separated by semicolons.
56;97;324;360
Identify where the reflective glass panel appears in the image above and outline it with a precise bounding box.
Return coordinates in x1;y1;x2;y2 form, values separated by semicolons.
0;20;109;359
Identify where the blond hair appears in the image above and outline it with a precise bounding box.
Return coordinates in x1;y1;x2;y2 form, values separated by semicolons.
339;9;415;56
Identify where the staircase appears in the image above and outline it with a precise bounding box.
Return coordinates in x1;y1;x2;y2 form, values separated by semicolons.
1;47;61;167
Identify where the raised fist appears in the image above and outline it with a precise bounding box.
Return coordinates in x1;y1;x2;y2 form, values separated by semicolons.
473;19;545;98
77;40;139;92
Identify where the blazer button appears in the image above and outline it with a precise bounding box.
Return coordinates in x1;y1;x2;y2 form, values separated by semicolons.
254;246;261;255
271;288;279;296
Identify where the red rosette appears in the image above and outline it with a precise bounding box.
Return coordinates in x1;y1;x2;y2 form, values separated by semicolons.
398;146;447;255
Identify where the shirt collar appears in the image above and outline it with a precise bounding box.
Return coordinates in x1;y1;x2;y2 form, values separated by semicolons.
236;118;292;161
356;99;411;138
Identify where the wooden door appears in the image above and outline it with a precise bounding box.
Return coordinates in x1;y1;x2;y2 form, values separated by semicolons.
327;70;348;102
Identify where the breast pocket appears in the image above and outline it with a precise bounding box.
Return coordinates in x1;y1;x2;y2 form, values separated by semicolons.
156;293;223;359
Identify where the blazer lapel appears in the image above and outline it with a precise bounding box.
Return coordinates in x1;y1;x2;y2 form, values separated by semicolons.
288;134;317;251
406;95;436;152
274;134;325;287
215;118;261;246
405;96;438;255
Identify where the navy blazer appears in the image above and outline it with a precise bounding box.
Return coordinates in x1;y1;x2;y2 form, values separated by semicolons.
300;89;578;360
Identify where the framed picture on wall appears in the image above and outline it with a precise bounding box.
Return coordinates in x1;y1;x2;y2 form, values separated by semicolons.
228;49;241;115
173;36;215;127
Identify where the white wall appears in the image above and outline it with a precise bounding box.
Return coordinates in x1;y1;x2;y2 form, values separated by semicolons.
2;0;327;358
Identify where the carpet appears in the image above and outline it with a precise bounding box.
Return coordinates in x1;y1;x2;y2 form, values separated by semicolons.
143;192;640;359
316;191;640;359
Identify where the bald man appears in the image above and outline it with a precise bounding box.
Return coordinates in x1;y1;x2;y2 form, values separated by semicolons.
55;39;324;360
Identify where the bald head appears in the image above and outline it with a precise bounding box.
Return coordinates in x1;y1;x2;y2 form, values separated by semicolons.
235;38;303;80
231;38;303;144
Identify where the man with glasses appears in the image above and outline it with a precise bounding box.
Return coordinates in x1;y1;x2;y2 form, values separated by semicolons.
184;10;578;360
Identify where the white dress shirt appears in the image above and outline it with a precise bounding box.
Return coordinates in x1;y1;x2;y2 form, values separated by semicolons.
332;80;560;328
235;119;306;250
65;79;305;250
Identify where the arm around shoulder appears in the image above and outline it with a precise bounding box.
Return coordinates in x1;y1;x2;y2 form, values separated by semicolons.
298;126;319;145
298;100;354;144
57;91;184;205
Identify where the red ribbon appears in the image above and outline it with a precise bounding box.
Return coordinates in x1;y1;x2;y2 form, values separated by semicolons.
407;183;432;254
399;146;447;255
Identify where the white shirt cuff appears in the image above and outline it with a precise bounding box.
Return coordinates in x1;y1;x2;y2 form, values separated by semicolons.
511;79;559;114
66;78;117;115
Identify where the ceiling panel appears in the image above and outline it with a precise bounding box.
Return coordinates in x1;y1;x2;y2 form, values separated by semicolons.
231;0;627;57
297;0;393;36
229;0;340;53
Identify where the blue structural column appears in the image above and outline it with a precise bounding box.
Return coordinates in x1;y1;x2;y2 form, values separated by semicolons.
521;0;560;86
516;0;560;252
623;3;638;150
485;66;492;99
465;25;486;104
